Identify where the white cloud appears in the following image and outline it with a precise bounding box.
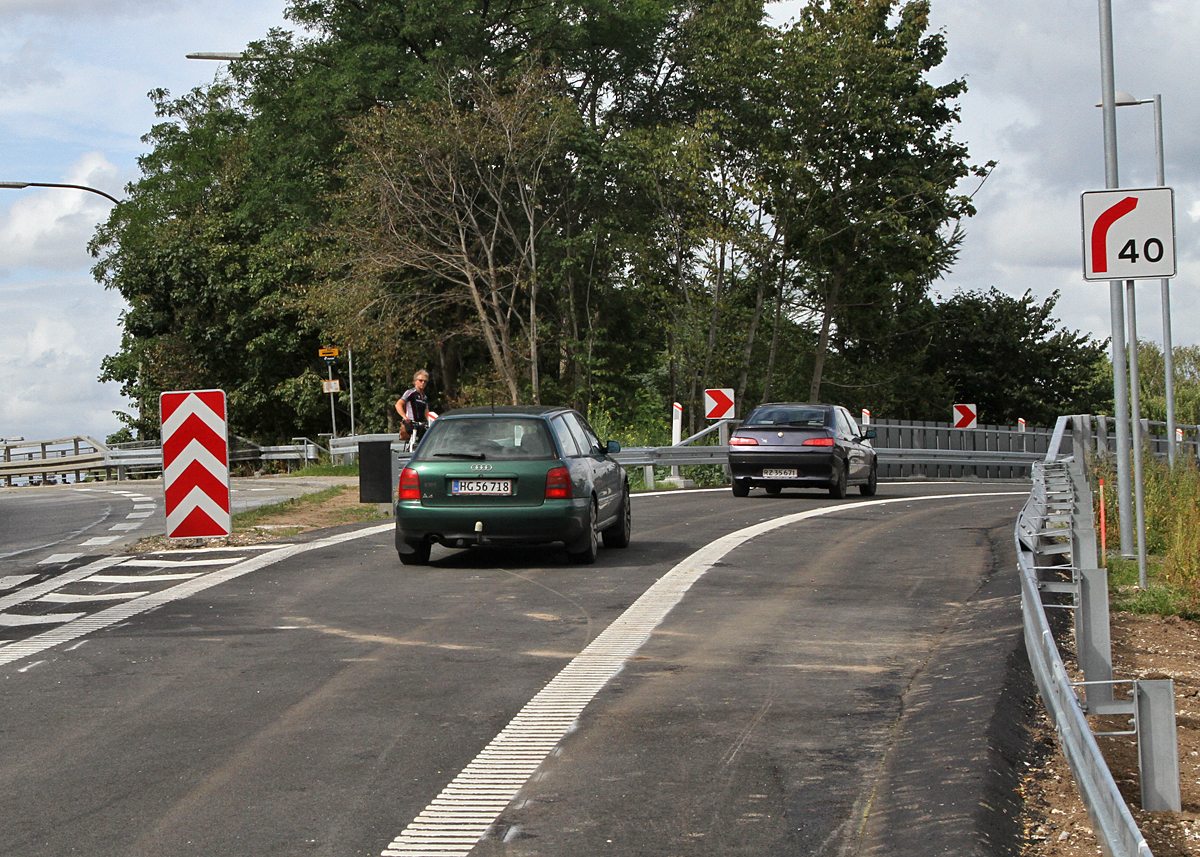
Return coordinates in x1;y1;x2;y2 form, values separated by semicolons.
0;276;128;441
0;152;122;274
0;0;173;19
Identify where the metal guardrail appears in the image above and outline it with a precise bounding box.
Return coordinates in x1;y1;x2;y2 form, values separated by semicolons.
1;422;1061;485
1017;415;1180;857
1;436;108;485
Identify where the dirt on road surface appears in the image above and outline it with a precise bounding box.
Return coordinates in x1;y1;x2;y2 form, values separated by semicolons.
127;480;1199;854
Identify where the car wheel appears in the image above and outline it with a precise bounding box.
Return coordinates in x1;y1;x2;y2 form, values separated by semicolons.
828;462;848;499
765;484;782;496
731;479;750;497
602;484;631;548
399;541;431;566
568;500;599;564
859;462;878;497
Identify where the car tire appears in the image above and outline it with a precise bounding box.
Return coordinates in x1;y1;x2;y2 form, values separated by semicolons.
602;484;631;548
828;462;848;499
859;462;878;497
765;484;782;496
568;500;599;564
731;479;750;497
399;541;431;566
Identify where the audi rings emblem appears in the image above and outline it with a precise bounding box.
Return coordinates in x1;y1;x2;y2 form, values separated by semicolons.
470;463;493;471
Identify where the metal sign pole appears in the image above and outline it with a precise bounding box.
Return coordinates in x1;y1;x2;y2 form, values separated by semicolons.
1126;280;1148;585
1098;0;1134;555
328;363;338;438
348;348;356;438
1152;95;1177;466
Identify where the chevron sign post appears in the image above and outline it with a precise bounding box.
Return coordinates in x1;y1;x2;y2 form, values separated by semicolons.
161;389;232;539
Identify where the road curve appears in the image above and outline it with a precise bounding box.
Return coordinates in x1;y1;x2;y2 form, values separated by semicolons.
0;482;1027;857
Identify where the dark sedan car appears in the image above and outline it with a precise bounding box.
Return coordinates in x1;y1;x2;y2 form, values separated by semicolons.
728;403;877;498
394;406;631;565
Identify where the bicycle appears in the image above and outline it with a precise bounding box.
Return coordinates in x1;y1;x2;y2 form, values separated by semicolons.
403;419;428;454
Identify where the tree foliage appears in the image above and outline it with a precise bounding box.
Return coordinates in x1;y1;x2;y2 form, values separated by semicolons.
89;0;1103;443
923;288;1111;426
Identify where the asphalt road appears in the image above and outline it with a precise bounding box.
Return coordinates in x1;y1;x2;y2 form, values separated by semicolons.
0;482;1028;857
0;476;355;570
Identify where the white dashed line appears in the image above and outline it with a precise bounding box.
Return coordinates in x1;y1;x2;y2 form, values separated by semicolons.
38;553;83;565
119;557;241;568
0;575;37;590
80;537;121;546
86;573;203;584
0;523;391;667
108;523;142;532
125;512;154;520
38;592;151;604
0;612;85;627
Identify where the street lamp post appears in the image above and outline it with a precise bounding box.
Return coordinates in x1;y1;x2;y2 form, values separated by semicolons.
0;181;119;205
1097;0;1136;560
1103;93;1175;465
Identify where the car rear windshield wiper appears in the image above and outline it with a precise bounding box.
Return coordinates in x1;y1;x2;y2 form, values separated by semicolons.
433;452;487;460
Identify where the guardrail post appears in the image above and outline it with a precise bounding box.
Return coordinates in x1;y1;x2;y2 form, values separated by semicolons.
1136;679;1182;811
643;465;655;490
1078;568;1116;710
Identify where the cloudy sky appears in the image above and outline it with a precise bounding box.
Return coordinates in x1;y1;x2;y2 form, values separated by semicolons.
1;0;1197;441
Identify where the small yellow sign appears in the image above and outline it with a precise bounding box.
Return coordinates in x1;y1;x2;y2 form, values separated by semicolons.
319;347;340;358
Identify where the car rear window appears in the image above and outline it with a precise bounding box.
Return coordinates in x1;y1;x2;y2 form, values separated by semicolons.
745;407;828;428
417;418;557;460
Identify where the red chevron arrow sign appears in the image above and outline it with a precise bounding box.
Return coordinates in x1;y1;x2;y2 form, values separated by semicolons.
704;388;735;420
953;403;978;430
161;389;232;539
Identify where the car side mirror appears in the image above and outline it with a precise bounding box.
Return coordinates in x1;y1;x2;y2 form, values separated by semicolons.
606;440;621;455
861;429;877;440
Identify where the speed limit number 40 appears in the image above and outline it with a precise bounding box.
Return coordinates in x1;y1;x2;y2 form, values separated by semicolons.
1081;187;1176;281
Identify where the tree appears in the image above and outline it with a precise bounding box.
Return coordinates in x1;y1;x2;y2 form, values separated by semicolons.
1134;342;1200;428
90;84;327;441
923;288;1111;426
332;68;578;405
764;0;984;403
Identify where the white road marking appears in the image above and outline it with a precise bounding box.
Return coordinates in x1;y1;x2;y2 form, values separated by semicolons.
86;573;203;584
0;523;391;667
39;592;151;603
0;556;127;612
0;575;36;590
125;512;154;519
108;523;142;532
378;491;1026;857
118;557;241;568
80;536;121;546
0;612;85;626
139;544;295;554
37;553;83;565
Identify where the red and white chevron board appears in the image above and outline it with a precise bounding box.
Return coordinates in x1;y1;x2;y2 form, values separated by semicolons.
161;389;232;538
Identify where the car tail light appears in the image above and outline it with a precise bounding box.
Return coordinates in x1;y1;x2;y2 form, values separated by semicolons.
398;467;421;500
545;466;572;499
729;436;758;446
803;437;835;447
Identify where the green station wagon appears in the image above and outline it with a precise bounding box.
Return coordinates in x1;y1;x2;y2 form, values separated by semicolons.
394;406;631;565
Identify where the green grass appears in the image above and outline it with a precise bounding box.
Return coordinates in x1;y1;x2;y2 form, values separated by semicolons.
283;463;359;477
231;485;351;530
